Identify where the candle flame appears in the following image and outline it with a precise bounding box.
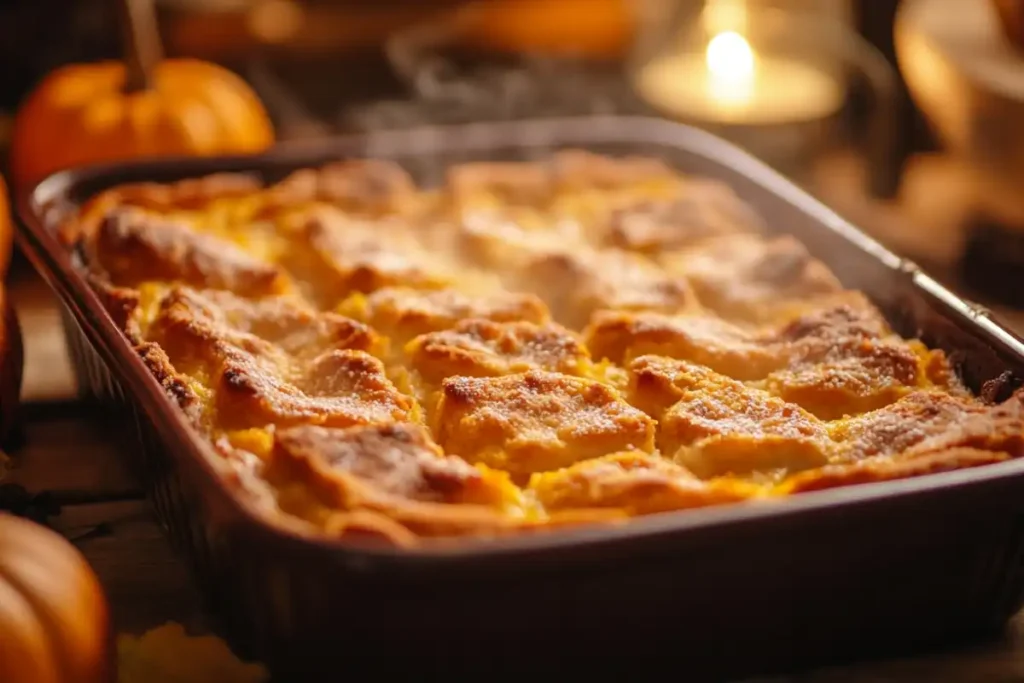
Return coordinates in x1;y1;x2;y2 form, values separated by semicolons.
700;0;754;107
705;30;755;106
705;31;755;83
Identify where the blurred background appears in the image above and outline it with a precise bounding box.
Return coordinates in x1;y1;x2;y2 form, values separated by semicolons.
1;0;1022;308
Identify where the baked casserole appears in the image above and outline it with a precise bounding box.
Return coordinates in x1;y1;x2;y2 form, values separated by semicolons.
62;151;1024;546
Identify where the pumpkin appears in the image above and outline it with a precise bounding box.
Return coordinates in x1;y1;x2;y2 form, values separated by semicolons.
0;514;111;683
453;0;635;60
9;58;275;192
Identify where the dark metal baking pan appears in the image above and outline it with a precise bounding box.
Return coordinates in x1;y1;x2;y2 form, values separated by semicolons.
17;116;1024;680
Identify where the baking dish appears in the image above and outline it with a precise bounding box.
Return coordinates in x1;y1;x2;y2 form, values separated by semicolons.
17;116;1024;680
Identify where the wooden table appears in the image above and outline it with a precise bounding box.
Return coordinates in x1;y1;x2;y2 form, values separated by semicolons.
8;205;1024;680
5;260;209;637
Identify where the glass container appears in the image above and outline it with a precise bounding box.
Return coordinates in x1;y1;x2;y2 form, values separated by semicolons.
630;0;896;192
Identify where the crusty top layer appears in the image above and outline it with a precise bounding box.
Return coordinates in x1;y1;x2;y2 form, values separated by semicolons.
65;150;1024;547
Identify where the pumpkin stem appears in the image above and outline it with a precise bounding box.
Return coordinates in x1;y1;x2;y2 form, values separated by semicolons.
118;0;164;92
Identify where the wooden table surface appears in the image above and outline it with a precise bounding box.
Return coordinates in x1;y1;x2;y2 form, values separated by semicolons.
8;186;1024;680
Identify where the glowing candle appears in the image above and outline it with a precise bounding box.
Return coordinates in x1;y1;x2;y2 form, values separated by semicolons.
635;3;845;127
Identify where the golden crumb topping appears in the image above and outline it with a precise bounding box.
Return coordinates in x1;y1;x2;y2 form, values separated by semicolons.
281;208;456;307
434;370;656;477
584;310;779;378
528;451;760;515
338;286;551;348
599;179;763;254
145;287;411;430
70;151;1024;545
659;234;843;325
94;208;289;296
518;247;698;329
270;423;509;507
267;160;419;216
629;356;830;479
407;319;592;386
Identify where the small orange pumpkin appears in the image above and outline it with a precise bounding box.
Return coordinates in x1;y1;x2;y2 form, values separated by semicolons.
0;514;112;683
454;0;635;60
9;58;275;191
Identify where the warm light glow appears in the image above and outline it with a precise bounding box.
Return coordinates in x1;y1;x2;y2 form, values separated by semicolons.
634;0;843;126
705;31;755;83
702;0;749;38
705;30;756;106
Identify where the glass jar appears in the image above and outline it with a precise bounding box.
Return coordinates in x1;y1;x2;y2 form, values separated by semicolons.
629;0;894;191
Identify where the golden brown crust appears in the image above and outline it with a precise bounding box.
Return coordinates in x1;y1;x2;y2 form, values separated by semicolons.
267;160;419;216
777;448;1012;494
601;179;763;254
339;286;551;349
434;370;656;477
269;423;512;508
447;150;678;208
584;310;780;377
589;303;952;419
92;208;289;296
528;451;761;515
62;172;265;246
826;391;988;463
66;152;1024;546
216;348;416;431
281;208;455;307
518;247;698;329
628;356;830;479
145;286;411;430
407;319;591;387
659;234;844;325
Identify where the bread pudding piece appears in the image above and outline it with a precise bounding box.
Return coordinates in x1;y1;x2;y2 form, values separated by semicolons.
407;319;592;389
659;233;844;325
447;161;553;210
92;207;289;296
146;286;415;430
548;150;679;191
778;391;1024;493
433;370;656;477
265;159;420;217
337;286;551;350
516;247;698;330
598;179;764;254
828;391;1024;463
144;287;384;360
279;207;460;308
757;343;930;420
63;172;266;246
589;303;955;419
456;207;586;275
628;356;830;479
448;159;588;269
267;423;526;542
777;448;1012;495
528;451;761;516
585;302;893;369
449;152;681;267
446;151;677;209
584;310;782;379
752;304;952;419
